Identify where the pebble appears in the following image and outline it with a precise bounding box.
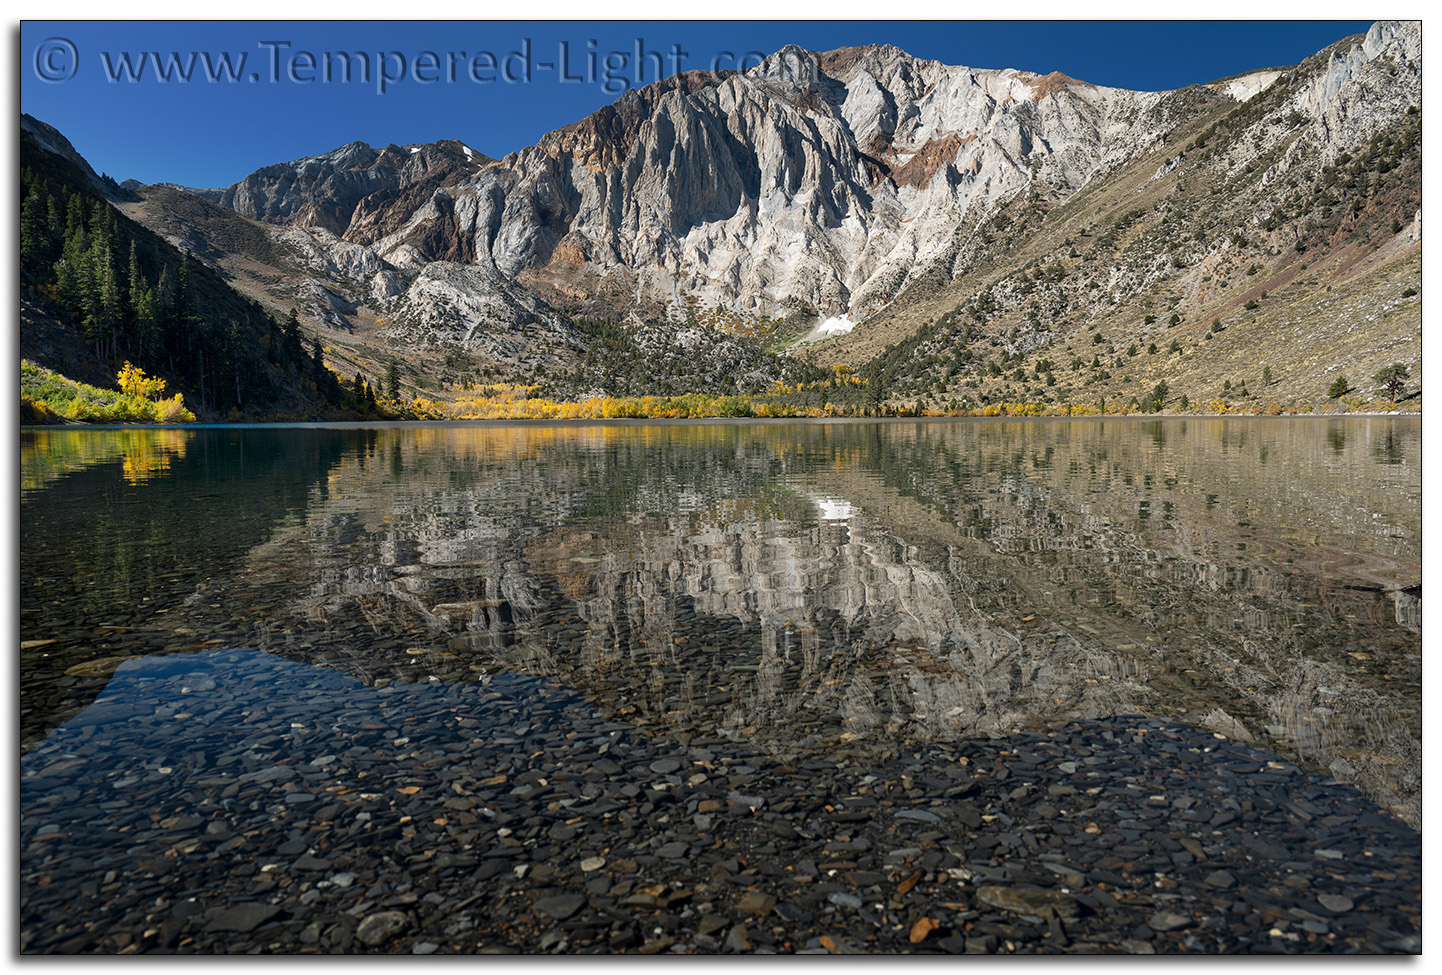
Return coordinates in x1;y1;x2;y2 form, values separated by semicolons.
1148;911;1193;932
534;894;587;921
355;911;410;947
976;886;1081;921
17;646;1422;955
202;904;281;934
736;892;777;914
895;809;941;823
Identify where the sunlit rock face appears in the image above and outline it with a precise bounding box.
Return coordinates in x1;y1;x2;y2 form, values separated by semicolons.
396;47;1178;319
214;140;487;236
175;23;1419;355
382;261;583;364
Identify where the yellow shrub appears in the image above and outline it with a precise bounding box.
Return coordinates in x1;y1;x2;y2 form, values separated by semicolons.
117;362;167;400
153;394;194;423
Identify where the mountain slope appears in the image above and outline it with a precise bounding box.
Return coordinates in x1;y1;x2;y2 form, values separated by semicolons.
186;48;1194;323
20;114;136;201
63;20;1421;414
827;21;1421;412
20;120;383;420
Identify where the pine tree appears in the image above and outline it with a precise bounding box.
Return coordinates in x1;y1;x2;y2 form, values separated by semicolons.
47;192;62;253
308;332;343;404
282;309;304;367
82;209;124;360
1373;363;1409;402
168;255;198;374
63;191;86;240
56;204;89;313
134;285;160;361
155;265;175;363
20;186;55;278
125;241;159;361
127;241;145;312
95;244;123;359
227;319;246;409
1142;379;1169;413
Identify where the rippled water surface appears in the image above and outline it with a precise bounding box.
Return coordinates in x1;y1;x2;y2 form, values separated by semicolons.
20;418;1421;826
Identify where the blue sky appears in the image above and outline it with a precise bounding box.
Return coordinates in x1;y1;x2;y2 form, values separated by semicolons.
20;20;1374;189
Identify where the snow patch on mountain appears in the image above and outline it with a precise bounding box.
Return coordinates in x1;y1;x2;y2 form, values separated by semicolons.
1215;70;1284;102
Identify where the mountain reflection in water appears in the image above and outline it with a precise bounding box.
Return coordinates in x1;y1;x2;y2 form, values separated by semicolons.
19;418;1421;827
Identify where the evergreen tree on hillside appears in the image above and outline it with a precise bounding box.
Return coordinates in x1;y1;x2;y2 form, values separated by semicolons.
126;241;158;360
20;181;57;276
1373;363;1409;402
55;197;89;312
83;207;125;360
282;309;304;367
22;138;349;418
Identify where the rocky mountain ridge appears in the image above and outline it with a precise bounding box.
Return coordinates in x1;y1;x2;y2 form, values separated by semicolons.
21;113;136;201
184;43;1199;322
831;20;1420;412
24;21;1421;412
180;23;1414;311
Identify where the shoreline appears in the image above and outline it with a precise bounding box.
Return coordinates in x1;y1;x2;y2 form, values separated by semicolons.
18;409;1424;431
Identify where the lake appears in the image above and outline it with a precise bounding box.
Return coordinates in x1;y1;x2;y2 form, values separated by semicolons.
18;417;1422;952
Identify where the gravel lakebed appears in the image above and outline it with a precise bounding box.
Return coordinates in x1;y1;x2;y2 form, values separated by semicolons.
19;647;1421;954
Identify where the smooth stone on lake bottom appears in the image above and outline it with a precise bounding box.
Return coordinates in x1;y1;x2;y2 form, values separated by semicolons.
736;892;776;914
975;886;1080;920
534;894;587;920
62;656;137;679
356;911;410;947
895;808;941;822
1148;911;1194;932
203;903;282;933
